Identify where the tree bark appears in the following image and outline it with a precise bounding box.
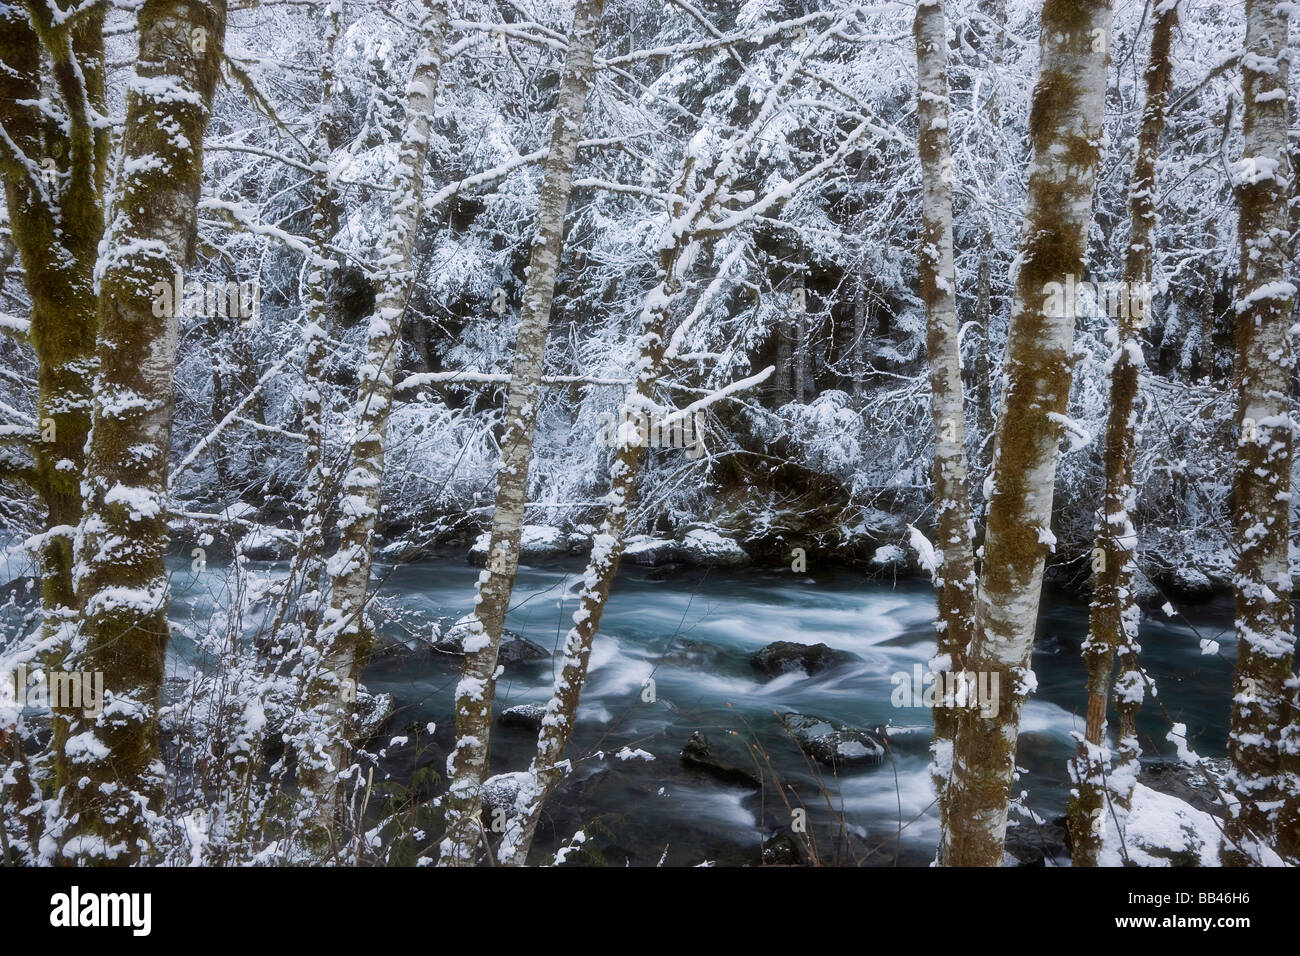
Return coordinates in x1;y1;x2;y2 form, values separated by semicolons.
439;0;608;866
914;0;978;825
970;0;1006;522
1223;0;1296;865
941;0;1113;867
0;3;108;708
61;0;226;864
1069;0;1177;867
297;0;450;840
292;0;343;638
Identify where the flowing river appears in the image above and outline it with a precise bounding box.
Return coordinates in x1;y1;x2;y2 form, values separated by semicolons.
159;553;1237;865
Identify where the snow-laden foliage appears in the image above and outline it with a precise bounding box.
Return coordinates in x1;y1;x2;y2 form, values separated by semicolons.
0;0;1296;868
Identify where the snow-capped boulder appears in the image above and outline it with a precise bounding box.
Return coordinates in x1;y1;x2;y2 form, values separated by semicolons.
238;524;295;561
624;527;752;568
428;615;550;665
1107;782;1222;867
498;703;547;731
778;713;885;768
468;525;570;565
622;535;677;565
676;527;752;567
1168;566;1214;602
480;771;533;814
762;830;806;865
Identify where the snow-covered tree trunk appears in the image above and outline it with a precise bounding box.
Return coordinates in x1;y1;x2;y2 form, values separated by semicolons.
439;0;608;866
293;0;343;635
941;0;1113;868
1223;0;1296;865
913;0;978;821
0;5;107;672
793;306;808;402
60;0;226;864
0;10;110;850
296;0;449;838
1199;220;1218;382
495;208;689;869
969;0;1005;517
1069;0;1177;867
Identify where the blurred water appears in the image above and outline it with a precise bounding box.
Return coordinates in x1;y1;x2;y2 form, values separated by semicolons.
161;553;1236;866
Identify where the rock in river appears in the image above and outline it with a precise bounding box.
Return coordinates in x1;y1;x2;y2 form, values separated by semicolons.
751;641;857;678
778;713;885;768
499;703;547;731
680;731;761;790
429;614;550;665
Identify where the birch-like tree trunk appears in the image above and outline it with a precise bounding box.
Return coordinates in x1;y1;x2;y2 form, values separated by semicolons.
439;0;607;866
495;201;691;869
61;0;226;864
1069;0;1177;867
296;0;449;839
969;0;1005;518
1223;0;1296;865
489;30;864;863
941;0;1113;867
913;0;978;821
283;0;343;642
1199;220;1218;383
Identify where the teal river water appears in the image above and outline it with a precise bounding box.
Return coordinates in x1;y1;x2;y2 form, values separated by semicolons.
162;555;1236;865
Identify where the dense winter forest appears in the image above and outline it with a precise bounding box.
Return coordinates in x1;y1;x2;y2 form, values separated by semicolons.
0;0;1296;869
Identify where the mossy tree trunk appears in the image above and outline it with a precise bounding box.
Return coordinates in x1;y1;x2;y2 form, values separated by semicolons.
941;0;1113;868
1069;0;1177;867
62;0;226;865
0;4;109;796
0;3;110;860
1223;0;1296;866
